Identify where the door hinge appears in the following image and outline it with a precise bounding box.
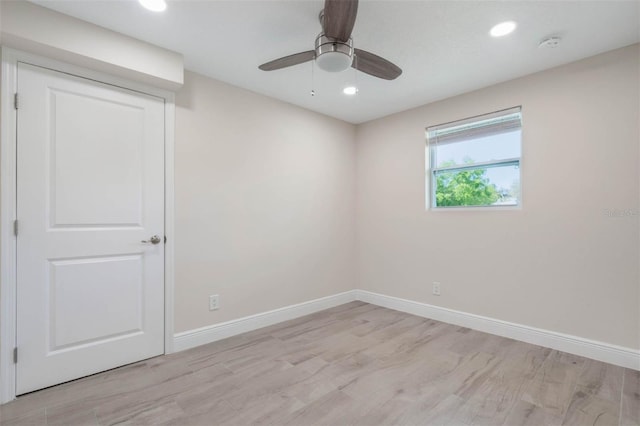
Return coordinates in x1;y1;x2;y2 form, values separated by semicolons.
13;347;17;364
13;220;18;237
14;93;18;110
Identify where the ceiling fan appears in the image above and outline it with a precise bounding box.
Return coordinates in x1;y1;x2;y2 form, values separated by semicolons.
258;0;402;80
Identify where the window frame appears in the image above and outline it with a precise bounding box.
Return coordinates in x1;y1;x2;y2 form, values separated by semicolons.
426;107;522;210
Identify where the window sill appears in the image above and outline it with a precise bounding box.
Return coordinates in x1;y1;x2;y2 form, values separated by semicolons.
427;205;522;212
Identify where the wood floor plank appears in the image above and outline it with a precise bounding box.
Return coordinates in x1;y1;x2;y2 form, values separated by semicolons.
452;342;552;425
363;315;429;345
352;397;423;426
359;319;452;361
100;400;185;426
503;400;563;426
339;352;427;403
173;376;240;418
280;389;359;425
176;399;238;426
1;362;154;420
45;405;98;426
0;302;633;426
451;371;527;425
576;359;624;402
561;385;620;426
218;394;304;426
498;342;552;380
348;311;410;339
223;360;334;412
330;302;380;321
91;370;206;425
309;351;381;389
519;350;585;418
0;408;46;426
622;368;640;426
403;393;467;426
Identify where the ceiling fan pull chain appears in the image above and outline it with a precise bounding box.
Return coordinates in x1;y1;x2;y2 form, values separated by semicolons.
310;60;316;97
354;54;359;94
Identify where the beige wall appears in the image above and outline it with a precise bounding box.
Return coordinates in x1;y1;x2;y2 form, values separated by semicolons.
174;71;356;332
355;45;640;349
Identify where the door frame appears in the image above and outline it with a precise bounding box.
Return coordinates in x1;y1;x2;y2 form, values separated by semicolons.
0;47;176;403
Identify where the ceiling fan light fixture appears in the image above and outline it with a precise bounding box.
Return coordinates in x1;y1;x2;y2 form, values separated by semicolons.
139;0;167;12
490;21;517;37
317;52;353;72
315;34;353;72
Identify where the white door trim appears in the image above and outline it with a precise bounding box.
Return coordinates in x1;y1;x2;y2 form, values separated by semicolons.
0;47;176;404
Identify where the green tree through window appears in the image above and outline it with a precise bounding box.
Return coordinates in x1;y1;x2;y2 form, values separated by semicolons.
435;159;500;207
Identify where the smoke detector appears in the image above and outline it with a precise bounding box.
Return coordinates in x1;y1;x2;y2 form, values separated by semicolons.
539;37;561;49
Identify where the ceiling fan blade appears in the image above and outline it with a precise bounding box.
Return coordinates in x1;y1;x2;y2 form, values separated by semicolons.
323;0;358;42
259;51;315;71
353;48;402;80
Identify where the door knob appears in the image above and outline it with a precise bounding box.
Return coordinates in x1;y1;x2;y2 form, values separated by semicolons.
141;235;162;245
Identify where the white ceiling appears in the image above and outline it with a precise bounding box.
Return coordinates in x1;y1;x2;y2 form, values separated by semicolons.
30;0;639;124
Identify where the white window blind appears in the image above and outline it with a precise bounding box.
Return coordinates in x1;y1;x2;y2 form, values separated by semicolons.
427;107;522;147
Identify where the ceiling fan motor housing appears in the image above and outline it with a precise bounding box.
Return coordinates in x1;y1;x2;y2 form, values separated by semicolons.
315;34;354;72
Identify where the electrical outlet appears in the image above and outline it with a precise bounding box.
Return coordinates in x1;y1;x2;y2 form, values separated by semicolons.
432;282;441;296
209;294;219;311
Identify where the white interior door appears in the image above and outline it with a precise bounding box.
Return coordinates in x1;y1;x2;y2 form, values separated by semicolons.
16;62;166;395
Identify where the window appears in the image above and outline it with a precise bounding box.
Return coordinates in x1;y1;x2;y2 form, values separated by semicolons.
426;107;522;208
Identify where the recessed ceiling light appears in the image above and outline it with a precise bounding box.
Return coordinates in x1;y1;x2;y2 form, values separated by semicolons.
343;86;358;95
490;21;517;37
139;0;167;12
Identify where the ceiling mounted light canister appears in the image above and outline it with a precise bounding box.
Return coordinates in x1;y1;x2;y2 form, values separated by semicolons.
490;21;517;37
139;0;167;12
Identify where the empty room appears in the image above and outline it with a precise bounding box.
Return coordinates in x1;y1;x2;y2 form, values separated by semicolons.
0;0;638;425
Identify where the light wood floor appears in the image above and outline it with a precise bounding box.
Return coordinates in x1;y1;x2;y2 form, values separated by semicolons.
1;302;638;426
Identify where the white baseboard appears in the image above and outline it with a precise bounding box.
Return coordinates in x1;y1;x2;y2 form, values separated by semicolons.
172;291;357;352
356;290;640;370
173;289;639;370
